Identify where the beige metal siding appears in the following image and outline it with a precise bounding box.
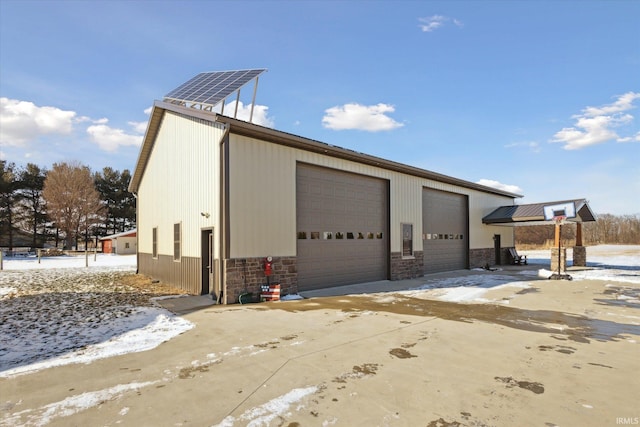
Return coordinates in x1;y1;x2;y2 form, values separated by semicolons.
227;134;515;259
468;191;516;249
137;111;224;261
135;110;224;295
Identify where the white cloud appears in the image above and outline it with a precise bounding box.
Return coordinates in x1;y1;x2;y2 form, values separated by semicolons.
476;179;523;195
221;100;274;128
322;103;404;131
551;92;640;150
128;121;148;134
418;15;463;32
0;97;76;146
144;106;152;115
86;120;143;152
582;92;640;116
505;141;540;153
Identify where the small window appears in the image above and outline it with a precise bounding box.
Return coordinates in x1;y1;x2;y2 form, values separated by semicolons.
125;242;130;249
336;232;344;239
323;232;333;239
297;231;307;239
311;232;320;239
367;232;374;239
173;223;181;261
376;232;383;239
357;232;364;239
346;232;355;239
152;227;158;258
402;223;413;257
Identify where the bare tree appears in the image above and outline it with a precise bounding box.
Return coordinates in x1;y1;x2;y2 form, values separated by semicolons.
516;213;640;247
43;162;105;250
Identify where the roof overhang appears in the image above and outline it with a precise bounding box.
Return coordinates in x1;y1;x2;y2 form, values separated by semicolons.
99;229;138;240
482;199;597;226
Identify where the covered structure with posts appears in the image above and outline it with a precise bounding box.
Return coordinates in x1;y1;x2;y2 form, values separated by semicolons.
482;198;598;270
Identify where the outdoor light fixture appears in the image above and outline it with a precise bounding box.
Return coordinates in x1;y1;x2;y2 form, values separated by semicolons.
200;212;210;218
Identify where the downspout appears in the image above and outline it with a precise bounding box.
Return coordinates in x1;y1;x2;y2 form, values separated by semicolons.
132;192;139;274
219;122;231;304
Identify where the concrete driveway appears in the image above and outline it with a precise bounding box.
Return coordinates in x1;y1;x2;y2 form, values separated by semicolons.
2;267;639;427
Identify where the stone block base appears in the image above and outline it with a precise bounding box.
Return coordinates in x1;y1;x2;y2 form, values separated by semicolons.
469;247;507;268
573;246;587;267
224;256;297;304
550;248;567;273
390;251;424;280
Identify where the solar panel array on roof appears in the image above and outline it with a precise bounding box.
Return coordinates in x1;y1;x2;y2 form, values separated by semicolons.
164;69;266;109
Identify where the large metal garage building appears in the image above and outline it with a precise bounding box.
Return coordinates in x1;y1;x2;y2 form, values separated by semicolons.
129;70;522;303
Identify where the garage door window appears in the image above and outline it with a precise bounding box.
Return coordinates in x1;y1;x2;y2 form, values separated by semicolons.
402;223;413;257
152;227;158;259
173;223;181;261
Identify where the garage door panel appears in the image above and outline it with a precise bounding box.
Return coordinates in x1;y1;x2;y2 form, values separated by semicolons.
297;164;388;291
423;188;468;274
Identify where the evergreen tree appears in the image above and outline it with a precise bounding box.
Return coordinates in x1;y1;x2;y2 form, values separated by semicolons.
16;163;48;248
0;161;18;249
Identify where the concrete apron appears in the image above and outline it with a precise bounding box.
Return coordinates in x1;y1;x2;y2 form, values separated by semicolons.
299;264;543;299
156;264;546;309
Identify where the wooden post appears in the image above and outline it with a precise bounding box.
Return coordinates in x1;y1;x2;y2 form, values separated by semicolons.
576;222;583;247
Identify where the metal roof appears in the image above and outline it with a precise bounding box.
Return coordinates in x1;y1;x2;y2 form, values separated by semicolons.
129;100;524;200
482;199;597;226
99;229;137;240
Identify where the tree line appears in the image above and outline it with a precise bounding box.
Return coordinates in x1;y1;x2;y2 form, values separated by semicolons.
0;160;135;251
515;213;640;247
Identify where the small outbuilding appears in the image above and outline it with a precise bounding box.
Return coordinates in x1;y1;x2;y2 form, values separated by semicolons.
128;70;534;303
100;229;137;255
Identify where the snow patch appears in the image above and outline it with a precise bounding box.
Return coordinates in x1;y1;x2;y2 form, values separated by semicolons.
214;386;318;427
0;254;193;378
4;381;155;426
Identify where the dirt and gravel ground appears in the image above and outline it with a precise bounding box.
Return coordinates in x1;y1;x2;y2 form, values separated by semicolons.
1;260;639;427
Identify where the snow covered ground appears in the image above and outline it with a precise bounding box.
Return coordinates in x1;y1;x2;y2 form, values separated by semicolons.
0;254;193;378
401;244;640;303
1;246;638;380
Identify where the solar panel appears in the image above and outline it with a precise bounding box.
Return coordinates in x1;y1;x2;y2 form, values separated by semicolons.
164;69;266;110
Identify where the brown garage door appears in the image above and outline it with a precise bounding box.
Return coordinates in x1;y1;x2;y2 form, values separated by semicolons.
296;163;389;291
422;188;469;274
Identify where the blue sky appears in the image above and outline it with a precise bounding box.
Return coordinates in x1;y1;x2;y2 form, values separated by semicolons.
1;0;638;215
